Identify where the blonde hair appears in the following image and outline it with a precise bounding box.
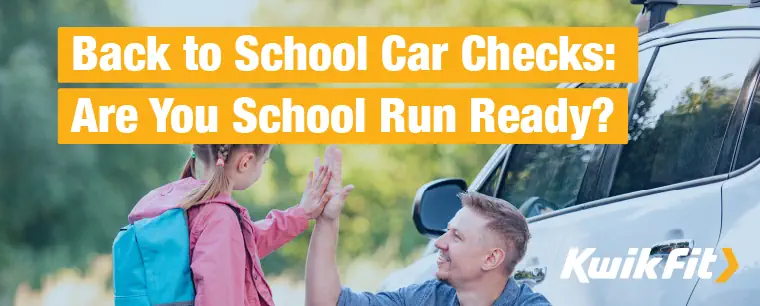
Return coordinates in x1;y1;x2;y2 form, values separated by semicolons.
459;191;531;275
179;144;271;209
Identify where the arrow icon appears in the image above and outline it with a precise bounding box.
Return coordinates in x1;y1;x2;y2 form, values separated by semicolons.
715;248;737;283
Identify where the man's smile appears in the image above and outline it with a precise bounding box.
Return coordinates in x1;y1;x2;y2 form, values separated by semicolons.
437;252;451;266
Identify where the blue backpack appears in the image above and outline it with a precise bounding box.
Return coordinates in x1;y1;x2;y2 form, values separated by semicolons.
112;205;246;306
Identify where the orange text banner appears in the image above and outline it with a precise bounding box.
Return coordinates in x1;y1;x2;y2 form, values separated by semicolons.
58;88;629;145
58;27;639;84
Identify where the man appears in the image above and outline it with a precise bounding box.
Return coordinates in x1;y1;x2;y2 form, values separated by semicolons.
306;146;552;306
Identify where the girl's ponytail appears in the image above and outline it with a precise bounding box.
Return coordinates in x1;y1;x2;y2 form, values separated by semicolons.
180;152;196;179
181;145;233;210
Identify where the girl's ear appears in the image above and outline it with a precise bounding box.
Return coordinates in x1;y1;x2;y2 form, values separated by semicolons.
236;151;257;173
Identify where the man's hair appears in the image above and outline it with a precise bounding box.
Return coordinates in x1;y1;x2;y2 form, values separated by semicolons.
459;191;531;275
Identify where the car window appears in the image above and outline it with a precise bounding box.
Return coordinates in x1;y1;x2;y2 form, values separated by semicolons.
478;156;504;197
631;47;656;106
735;83;760;170
609;38;760;197
492;82;623;218
496;144;598;217
637;48;655;79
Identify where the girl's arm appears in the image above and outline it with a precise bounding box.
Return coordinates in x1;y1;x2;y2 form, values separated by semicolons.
190;205;247;306
253;164;332;258
251;206;311;259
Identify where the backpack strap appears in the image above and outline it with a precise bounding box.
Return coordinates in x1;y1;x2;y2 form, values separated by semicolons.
223;204;259;288
223;203;251;254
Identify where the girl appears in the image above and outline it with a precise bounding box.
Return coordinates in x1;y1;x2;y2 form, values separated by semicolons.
127;144;333;306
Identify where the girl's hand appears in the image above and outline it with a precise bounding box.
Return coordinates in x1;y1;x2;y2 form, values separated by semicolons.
300;164;333;219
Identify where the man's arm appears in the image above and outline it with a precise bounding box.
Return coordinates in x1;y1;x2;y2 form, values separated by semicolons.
306;145;406;305
305;217;342;306
305;217;408;306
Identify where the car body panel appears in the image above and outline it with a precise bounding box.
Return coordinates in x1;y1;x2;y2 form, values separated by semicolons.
541;179;723;306
686;34;760;305
687;162;760;305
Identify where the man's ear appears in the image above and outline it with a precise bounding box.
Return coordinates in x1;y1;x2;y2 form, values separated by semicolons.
482;248;506;272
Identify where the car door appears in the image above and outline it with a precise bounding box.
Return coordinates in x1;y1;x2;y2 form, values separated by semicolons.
541;36;760;306
500;48;657;300
496;141;607;299
687;36;760;305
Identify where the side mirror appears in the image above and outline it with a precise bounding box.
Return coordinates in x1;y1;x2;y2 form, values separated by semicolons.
412;178;467;237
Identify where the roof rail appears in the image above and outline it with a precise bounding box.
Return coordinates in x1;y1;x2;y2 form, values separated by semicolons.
632;0;758;33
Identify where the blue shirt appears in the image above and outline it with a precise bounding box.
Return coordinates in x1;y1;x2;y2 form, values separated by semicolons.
338;277;552;306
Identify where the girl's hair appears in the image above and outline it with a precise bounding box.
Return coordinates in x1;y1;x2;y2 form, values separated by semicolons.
179;144;271;209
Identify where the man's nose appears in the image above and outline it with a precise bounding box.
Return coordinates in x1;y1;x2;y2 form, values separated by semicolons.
434;235;447;250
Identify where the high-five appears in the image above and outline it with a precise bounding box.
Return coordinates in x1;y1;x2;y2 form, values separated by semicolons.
304;145;551;306
305;145;354;306
321;145;354;220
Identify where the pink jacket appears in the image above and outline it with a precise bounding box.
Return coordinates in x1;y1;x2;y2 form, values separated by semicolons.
128;177;311;306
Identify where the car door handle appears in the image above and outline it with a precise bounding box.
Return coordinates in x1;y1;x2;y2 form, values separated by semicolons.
650;239;694;258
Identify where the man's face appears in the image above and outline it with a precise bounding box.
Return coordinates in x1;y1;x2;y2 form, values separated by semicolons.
433;206;505;285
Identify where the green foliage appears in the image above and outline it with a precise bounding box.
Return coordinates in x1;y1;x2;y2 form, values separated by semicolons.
0;0;186;303
252;0;732;28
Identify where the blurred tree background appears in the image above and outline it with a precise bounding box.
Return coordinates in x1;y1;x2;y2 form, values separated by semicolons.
0;0;737;304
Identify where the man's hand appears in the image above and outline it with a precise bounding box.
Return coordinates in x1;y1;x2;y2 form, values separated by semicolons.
299;164;333;219
321;185;354;220
323;145;342;194
320;145;354;221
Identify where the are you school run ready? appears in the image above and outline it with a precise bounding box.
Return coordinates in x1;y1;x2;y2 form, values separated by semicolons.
69;95;614;141
71;34;616;72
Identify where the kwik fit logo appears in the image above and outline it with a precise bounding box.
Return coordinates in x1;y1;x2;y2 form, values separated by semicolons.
560;246;738;283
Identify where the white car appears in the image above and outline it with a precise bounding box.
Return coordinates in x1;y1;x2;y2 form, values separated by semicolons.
380;0;760;305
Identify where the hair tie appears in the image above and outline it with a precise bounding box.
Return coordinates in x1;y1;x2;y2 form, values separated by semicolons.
216;158;225;167
190;152;196;159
